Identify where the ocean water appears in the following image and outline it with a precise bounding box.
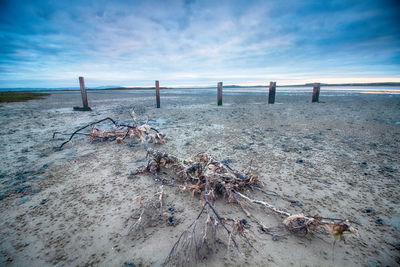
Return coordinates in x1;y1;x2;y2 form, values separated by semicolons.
1;86;400;95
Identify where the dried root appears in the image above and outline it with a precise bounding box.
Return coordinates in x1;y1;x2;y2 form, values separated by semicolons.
283;214;356;241
164;176;246;266
53;110;166;149
127;187;164;237
134;149;357;264
135;148;260;201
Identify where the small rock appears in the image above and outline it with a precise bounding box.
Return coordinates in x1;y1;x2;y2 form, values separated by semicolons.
361;208;375;214
272;235;280;242
296;159;304;164
384;166;395;172
128;172;136;179
258;142;265;146
375;218;384;225
40;198;47;205
115;171;121;176
123;262;135;267
366;260;378;267
221;158;233;164
7;129;17;134
0;193;4;200
184;141;191;146
168;206;175;212
303;146;311;151
233;145;249;150
289;200;303;207
360;162;368;168
166;215;179;226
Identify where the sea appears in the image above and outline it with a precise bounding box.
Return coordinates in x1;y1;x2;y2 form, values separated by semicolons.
1;86;400;96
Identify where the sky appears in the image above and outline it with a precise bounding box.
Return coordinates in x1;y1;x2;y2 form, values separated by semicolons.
0;0;399;88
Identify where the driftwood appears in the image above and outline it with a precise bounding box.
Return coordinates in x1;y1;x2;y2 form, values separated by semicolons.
133;149;357;265
54;110;356;265
53;110;165;149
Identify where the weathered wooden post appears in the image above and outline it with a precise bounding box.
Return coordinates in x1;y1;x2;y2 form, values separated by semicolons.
217;82;223;106
268;81;276;104
74;76;91;111
312;82;320;103
155;80;160;108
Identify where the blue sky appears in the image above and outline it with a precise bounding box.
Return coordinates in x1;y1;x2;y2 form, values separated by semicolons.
0;0;399;88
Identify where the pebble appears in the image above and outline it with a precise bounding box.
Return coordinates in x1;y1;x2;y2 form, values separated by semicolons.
289;200;303;207
40;198;47;205
375;218;384;225
115;171;121;175
303;146;312;151
221;158;233;164
384;166;394;172
296;159;304;164
128;172;136;179
0;193;4;200
361;208;375;214
233;145;249;150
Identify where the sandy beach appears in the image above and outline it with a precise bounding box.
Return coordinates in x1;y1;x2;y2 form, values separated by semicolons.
0;90;399;266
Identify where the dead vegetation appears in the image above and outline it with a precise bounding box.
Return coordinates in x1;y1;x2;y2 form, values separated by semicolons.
54;110;357;265
132;148;357;265
53;110;166;149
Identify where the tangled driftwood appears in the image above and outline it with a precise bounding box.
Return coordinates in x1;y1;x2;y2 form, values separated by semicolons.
54;110;356;265
132;149;357;265
53;110;165;149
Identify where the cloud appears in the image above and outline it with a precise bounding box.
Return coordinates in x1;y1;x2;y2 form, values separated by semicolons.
0;0;399;87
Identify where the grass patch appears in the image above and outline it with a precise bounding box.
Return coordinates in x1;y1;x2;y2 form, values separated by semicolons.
0;92;50;103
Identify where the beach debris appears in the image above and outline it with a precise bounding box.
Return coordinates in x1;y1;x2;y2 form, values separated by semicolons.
127;186;164;237
133;149;357;265
53;110;166;149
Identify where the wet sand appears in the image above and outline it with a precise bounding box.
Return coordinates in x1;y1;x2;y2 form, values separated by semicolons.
0;90;399;266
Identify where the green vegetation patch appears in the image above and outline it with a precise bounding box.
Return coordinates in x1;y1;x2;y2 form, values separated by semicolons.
0;92;50;103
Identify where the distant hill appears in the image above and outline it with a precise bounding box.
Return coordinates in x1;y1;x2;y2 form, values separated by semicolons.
283;82;400;87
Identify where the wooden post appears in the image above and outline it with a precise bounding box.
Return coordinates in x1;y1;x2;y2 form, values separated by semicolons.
155;80;160;108
268;81;276;104
79;76;89;108
217;82;223;106
312;82;320;103
74;76;91;111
